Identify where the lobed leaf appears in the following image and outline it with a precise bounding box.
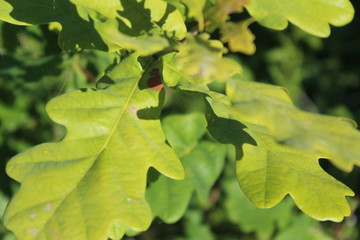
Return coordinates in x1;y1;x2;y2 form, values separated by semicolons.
246;0;355;37
177;83;356;221
226;78;360;172
206;97;354;222
4;54;184;240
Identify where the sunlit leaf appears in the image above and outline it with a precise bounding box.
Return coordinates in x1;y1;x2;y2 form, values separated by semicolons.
205;91;355;222
246;0;355;37
177;82;356;221
226;78;360;172
4;54;184;240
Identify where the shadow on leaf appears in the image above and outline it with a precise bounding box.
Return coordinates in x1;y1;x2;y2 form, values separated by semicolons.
205;104;257;160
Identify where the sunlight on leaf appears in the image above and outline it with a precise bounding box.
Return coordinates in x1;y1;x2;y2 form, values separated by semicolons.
206;97;354;222
246;0;355;37
226;78;360;172
4;54;184;240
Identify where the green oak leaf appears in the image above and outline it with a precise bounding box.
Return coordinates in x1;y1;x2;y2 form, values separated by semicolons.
226;78;360;172
237;129;354;222
176;84;355;221
4;54;184;240
206;94;354;222
246;0;354;37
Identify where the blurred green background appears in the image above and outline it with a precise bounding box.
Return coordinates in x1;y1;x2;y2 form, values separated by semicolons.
1;1;359;239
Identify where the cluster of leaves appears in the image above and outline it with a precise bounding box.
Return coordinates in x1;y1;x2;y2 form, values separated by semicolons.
0;0;359;239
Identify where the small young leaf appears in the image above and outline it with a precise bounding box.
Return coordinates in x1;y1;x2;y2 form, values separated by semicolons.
220;19;256;55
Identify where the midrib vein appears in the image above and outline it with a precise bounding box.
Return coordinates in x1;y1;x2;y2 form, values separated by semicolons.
99;74;143;153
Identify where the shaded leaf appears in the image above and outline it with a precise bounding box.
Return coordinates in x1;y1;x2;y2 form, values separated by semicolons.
183;141;226;203
146;113;206;223
275;214;333;240
4;54;184;240
182;210;215;240
146;170;194;223
146;113;225;222
246;0;354;37
161;113;207;156
223;178;293;238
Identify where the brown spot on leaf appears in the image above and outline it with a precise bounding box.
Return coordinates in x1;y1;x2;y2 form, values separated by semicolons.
147;68;164;91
